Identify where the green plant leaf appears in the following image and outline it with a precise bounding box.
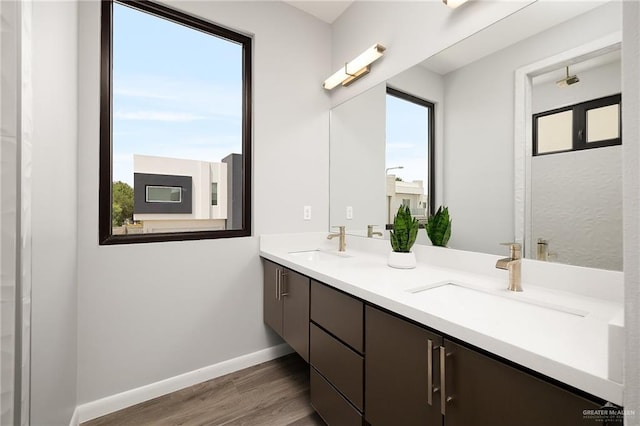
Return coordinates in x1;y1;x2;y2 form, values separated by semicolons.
390;205;419;253
426;205;452;247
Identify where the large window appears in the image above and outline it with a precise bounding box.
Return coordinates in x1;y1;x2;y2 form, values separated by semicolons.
533;94;621;156
100;0;252;244
385;87;435;224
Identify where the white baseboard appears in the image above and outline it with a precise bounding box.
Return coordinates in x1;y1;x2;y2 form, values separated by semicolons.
69;407;80;426
77;343;293;423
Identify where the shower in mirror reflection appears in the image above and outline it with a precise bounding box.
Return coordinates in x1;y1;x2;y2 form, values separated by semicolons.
530;49;622;270
556;66;580;87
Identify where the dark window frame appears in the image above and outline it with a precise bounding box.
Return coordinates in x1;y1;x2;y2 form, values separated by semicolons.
146;186;182;203
211;182;218;206
533;93;621;156
385;86;436;221
99;0;252;245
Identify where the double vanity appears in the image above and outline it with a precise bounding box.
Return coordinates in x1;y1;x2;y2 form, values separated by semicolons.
260;232;624;425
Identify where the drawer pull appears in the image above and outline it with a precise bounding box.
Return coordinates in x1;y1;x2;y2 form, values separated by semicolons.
275;268;280;300
440;346;446;416
280;271;289;296
427;339;433;406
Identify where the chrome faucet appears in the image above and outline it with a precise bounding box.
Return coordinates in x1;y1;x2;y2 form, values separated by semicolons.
367;225;383;238
496;242;522;292
327;226;346;252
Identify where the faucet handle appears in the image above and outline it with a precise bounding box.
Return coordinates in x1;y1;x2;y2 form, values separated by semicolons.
500;242;521;259
332;225;345;232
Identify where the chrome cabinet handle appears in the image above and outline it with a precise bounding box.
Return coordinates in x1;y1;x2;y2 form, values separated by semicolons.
440;346;446;416
427;339;433;406
280;271;289;296
275;268;280;300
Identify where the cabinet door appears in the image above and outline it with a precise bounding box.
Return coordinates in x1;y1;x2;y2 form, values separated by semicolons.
282;268;310;362
365;306;444;426
263;259;283;336
444;339;602;426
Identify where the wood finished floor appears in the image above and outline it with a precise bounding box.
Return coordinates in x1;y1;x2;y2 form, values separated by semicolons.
82;354;326;426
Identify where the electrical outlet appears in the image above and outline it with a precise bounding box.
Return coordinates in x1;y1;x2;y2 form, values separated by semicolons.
303;205;312;220
346;206;353;220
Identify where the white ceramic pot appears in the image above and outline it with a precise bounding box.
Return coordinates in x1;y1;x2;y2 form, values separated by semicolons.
388;251;416;269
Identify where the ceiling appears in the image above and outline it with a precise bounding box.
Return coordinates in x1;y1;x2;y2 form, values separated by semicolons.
420;1;609;75
284;1;354;24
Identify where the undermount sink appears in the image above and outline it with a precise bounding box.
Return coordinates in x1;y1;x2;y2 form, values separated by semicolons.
288;249;352;262
407;282;589;318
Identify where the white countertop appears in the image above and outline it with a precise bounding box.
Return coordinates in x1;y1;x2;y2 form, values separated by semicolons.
259;232;624;405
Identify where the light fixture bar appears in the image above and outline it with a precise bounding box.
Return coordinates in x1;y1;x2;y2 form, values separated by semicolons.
342;66;370;87
442;0;469;8
323;44;386;90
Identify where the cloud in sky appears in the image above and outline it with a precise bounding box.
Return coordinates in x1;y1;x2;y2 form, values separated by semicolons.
114;75;242;120
111;2;246;185
114;110;208;122
114;87;175;100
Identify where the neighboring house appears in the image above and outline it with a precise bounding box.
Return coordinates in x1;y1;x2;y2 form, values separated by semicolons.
386;174;428;223
133;154;233;233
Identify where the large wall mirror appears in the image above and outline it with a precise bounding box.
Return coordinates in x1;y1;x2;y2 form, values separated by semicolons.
329;0;622;270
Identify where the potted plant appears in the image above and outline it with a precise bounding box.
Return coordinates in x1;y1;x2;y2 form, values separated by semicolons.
426;206;452;247
388;205;419;269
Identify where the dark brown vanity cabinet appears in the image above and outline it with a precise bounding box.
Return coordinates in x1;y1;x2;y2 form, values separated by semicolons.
261;259;612;426
443;339;603;426
309;281;364;425
365;305;604;426
365;305;444;426
262;259;309;362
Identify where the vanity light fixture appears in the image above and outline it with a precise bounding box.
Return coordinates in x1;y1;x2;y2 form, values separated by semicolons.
323;44;386;90
442;0;469;8
556;66;580;87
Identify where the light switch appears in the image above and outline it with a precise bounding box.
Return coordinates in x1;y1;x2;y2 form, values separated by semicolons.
304;205;312;220
346;206;353;220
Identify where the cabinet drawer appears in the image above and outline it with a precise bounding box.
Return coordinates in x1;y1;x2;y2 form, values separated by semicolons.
310;367;363;426
310;323;363;411
310;281;363;352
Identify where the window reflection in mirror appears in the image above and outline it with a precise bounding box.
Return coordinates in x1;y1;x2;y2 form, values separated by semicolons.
533;94;621;155
535;110;573;154
587;103;620;143
385;87;434;225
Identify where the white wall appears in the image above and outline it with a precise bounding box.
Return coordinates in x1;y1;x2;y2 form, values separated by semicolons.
442;2;621;256
31;1;79;424
623;1;640;422
330;83;386;232
532;60;621;113
77;0;331;405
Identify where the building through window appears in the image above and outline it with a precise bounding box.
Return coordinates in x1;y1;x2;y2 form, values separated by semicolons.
99;0;252;244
